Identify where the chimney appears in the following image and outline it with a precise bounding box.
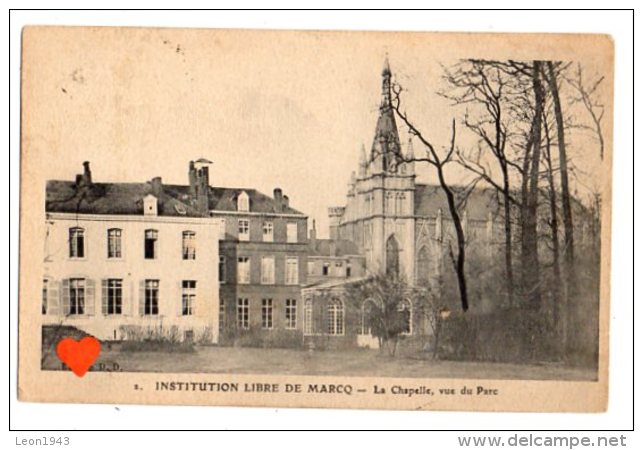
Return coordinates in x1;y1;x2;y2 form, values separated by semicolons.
188;161;197;197
189;160;211;215
283;195;289;209
75;161;93;187
309;219;317;250
151;177;163;196
273;188;283;212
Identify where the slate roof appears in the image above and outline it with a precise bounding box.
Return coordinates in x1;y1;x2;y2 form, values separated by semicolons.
414;184;502;221
46;181;305;217
309;239;361;257
163;185;304;215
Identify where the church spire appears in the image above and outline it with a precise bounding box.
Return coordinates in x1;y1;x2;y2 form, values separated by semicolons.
380;56;392;110
370;56;401;174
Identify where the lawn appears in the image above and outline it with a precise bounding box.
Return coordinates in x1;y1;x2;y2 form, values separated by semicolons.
42;344;597;381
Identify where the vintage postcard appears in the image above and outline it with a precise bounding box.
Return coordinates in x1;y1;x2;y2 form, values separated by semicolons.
18;26;613;411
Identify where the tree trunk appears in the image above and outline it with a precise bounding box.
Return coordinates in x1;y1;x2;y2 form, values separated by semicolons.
545;62;575;276
501;164;515;306
522;61;544;309
543;114;565;351
436;166;469;312
545;61;575;357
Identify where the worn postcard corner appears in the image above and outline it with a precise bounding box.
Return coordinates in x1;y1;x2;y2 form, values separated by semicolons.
18;26;613;412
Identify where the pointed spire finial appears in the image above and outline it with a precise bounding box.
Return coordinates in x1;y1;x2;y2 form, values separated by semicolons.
382;53;391;76
380;55;392;110
407;135;414;159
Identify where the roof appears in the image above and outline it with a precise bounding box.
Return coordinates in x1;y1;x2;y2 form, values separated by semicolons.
163;185;304;215
303;276;369;291
45;181;205;218
414;184;502;221
46;181;305;217
309;239;360;257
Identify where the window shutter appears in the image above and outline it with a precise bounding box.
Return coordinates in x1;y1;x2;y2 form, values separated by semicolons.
101;279;108;315
48;280;60;316
177;280;183;317
61;279;70;316
85;279;96;315
139;280;145;316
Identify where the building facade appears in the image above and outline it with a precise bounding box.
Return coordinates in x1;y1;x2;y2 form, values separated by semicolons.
43;159;311;344
302;60;504;346
43;162;221;343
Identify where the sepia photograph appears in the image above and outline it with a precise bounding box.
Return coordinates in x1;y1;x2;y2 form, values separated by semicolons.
18;25;613;411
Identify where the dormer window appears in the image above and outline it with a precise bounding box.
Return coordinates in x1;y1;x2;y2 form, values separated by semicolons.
144;194;158;216
237;191;249;212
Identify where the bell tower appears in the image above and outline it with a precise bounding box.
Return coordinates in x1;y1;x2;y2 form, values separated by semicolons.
357;58;416;281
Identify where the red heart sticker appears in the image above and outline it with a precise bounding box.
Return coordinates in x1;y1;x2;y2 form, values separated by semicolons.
56;337;101;377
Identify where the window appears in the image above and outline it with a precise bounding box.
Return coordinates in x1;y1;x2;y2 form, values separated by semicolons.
322;263;329;276
398;299;412;335
304;299;313;335
286;222;298;243
107;228;122;258
237;298;249;329
69;227;85;258
307;261;315;275
144;279;159;315
102;279;123;315
42;279;48;315
346;264;352;278
285;257;298;285
334;261;343;277
237;191;249;212
327;298;344;335
182;231;196;260
182;280;196;316
238;219;250;241
218;256;225;283
219;299;225;332
262;221;274;242
261;298;273;329
237;257;250;284
285;299;297;330
144;229;158;259
261;256;275;284
62;278;94;316
68;278;85;315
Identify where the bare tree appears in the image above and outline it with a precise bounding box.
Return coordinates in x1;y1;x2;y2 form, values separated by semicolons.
521;60;546;309
440;60;519;305
544;62;576;274
391;84;470;312
565;63;606;160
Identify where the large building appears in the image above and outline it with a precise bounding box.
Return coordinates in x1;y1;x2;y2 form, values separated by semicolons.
43;160;310;344
43;162;222;343
301;60;503;347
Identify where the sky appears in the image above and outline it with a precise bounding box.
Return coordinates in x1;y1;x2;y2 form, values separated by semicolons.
23;27;611;238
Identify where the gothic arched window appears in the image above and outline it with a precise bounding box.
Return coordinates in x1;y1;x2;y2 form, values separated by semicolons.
386;235;400;277
416;245;431;286
327;298;344;335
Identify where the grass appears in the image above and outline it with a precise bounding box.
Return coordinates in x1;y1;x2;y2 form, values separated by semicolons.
41;344;596;381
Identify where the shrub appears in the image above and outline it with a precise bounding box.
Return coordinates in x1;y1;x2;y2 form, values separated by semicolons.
119;325;195;353
221;326;303;349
